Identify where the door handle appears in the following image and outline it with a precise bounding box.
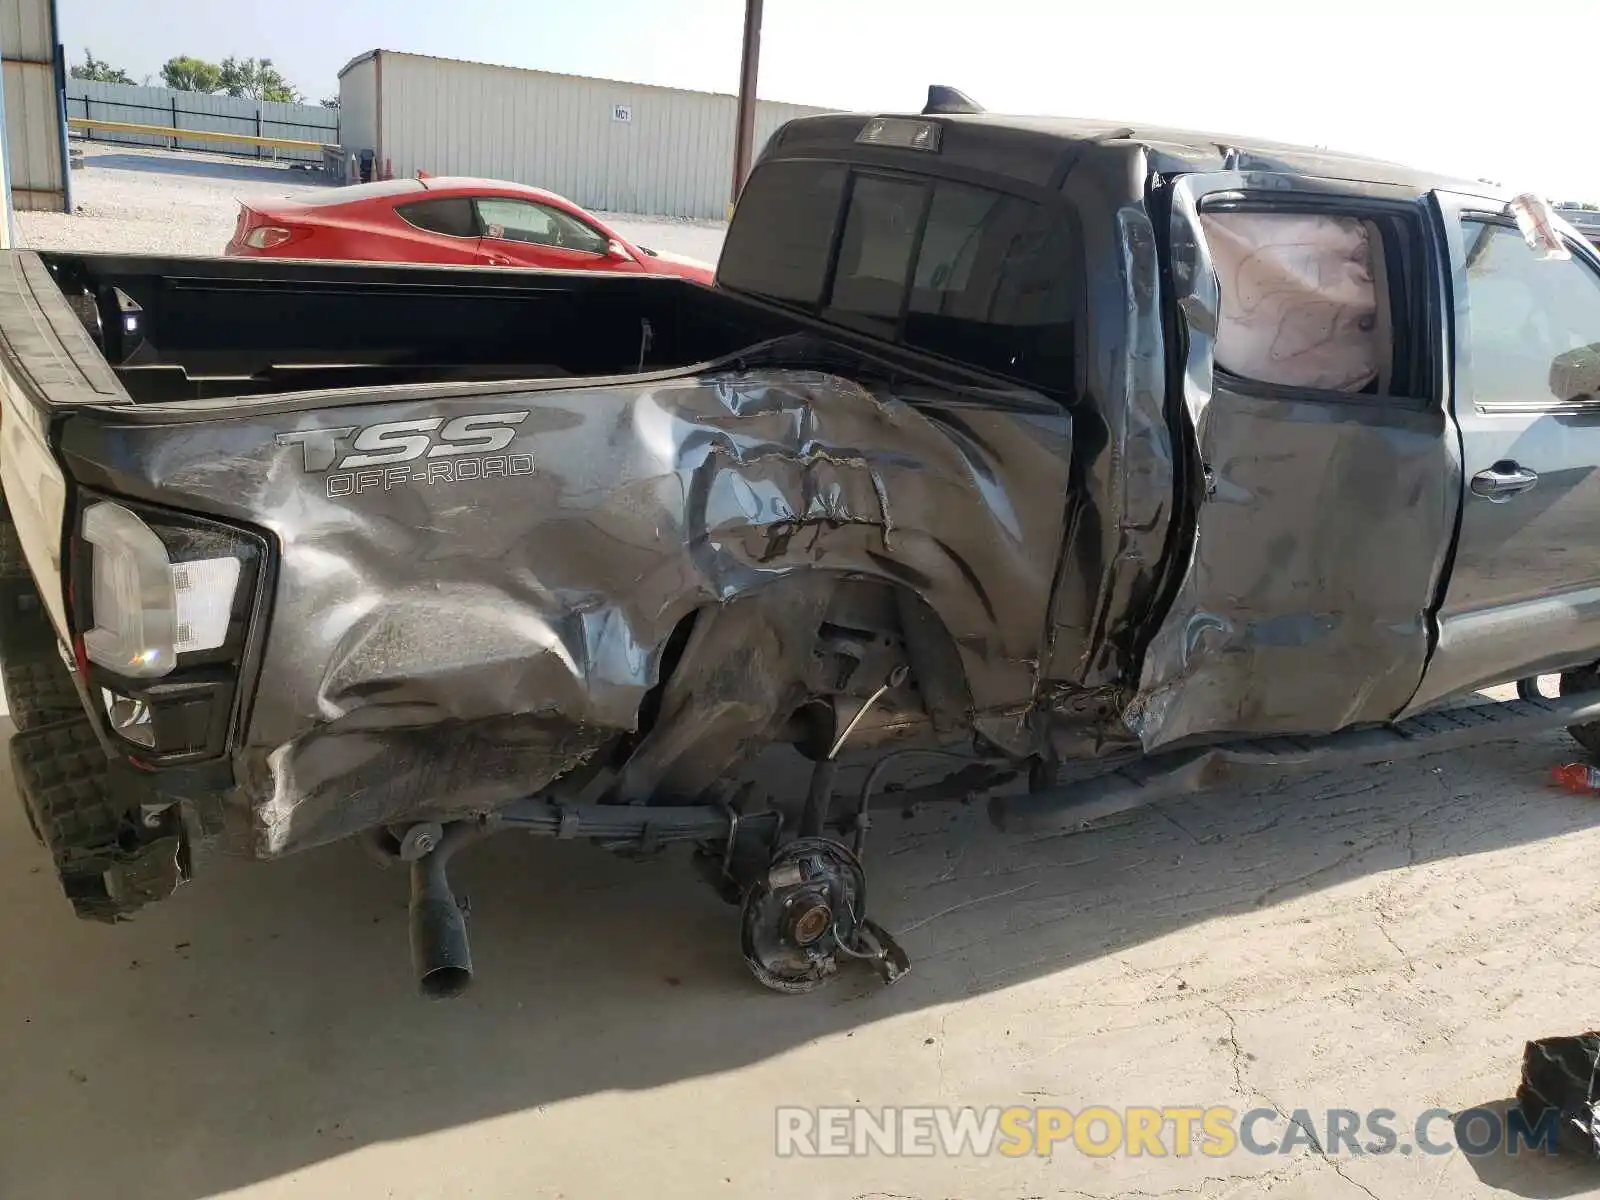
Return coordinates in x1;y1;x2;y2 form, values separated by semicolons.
485;255;513;266
1470;462;1539;502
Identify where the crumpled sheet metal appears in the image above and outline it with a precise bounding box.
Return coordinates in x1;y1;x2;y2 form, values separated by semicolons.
1039;161;1176;709
1077;203;1173;684
1127;172;1454;751
65;347;1072;856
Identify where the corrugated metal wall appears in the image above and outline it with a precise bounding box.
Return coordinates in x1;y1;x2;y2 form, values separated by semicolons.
1;0;67;212
338;56;375;170
66;80;340;162
346;51;829;220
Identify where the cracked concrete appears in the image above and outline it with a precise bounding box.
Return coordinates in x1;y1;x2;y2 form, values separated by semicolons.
7;702;1600;1198
1206;1000;1387;1200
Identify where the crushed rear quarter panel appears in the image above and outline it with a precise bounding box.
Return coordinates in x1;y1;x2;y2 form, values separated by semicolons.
58;345;1073;856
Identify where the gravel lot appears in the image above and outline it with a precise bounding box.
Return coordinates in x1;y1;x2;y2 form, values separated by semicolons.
6;143;1600;1200
20;142;729;263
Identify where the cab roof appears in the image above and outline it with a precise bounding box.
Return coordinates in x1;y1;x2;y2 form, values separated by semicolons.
766;110;1499;200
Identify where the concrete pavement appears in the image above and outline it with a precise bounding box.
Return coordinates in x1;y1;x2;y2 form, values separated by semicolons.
5;716;1600;1197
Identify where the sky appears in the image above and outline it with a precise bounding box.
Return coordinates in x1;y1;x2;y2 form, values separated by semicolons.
59;0;1599;201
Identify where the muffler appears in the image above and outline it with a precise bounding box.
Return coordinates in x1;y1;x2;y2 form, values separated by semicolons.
406;822;484;1000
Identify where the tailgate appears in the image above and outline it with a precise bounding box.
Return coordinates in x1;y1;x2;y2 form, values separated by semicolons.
0;251;131;642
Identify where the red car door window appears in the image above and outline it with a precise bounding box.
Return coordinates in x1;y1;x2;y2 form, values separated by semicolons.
474;197;611;267
397;198;479;238
389;197;483;264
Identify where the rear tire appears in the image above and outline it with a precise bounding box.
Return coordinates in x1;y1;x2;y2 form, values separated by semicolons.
1561;665;1600;758
11;720;125;852
9;720;150;922
3;647;84;732
1;496;93;857
20;789;42;845
0;502;84;731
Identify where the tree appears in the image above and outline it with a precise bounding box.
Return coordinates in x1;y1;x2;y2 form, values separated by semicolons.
219;56;299;104
161;55;222;94
70;50;134;85
319;96;340;109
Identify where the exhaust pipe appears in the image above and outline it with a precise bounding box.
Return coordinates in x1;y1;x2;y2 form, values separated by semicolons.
407;823;484;999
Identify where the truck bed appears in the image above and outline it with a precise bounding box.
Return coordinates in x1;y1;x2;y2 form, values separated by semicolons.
24;251;803;405
1;243;1076;865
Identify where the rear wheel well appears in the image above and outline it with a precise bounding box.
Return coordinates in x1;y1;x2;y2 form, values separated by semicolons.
806;578;973;742
630;577;974;764
628;608;699;750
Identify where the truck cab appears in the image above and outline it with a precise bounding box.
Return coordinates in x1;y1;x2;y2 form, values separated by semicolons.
722;105;1600;752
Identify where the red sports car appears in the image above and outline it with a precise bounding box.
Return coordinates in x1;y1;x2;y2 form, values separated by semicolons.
225;177;716;284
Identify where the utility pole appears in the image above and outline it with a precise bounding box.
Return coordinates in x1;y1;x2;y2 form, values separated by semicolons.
729;0;763;214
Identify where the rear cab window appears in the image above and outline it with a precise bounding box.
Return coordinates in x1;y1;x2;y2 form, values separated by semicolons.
719;159;1081;399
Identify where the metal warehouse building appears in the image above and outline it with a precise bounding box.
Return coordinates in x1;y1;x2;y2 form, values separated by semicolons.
1;0;70;214
338;50;829;220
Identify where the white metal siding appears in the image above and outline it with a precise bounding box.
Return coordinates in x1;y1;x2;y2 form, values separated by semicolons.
1;0;66;212
66;80;339;163
338;55;375;162
371;52;829;220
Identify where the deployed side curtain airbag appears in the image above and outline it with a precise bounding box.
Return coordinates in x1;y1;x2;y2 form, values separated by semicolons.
1201;211;1381;392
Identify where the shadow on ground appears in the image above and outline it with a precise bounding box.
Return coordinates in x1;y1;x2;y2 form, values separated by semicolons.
2;720;1596;1197
1453;1098;1600;1198
76;149;333;188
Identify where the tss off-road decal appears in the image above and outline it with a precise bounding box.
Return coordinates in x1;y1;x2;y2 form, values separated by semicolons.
276;411;533;498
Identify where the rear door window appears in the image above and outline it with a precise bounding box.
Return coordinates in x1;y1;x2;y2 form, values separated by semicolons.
1202;211;1386;393
396;197;479;238
1193;203;1430;403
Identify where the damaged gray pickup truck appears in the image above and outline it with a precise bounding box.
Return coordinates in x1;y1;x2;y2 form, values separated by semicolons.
9;88;1600;997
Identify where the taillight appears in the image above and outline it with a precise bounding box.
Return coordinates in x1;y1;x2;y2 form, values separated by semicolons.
244;226;294;250
81;501;243;678
72;495;267;762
